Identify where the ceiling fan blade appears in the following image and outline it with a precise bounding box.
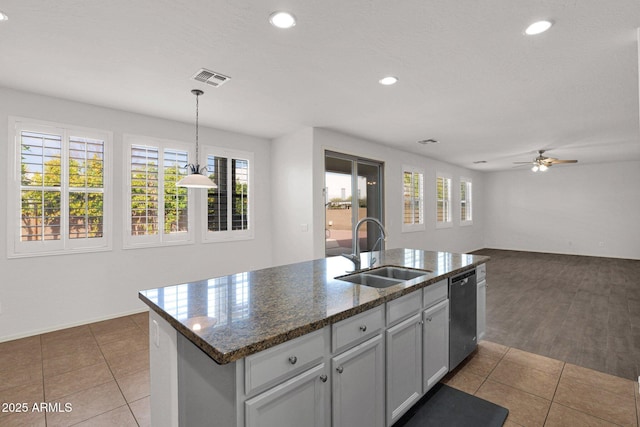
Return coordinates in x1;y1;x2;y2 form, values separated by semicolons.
549;159;578;164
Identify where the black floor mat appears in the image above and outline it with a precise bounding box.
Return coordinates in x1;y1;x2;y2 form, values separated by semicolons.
393;383;509;427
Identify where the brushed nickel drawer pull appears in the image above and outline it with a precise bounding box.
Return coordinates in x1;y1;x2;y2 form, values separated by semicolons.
288;356;297;365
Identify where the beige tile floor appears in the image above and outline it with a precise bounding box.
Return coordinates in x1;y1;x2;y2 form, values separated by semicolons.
444;341;640;427
0;312;150;427
1;313;639;426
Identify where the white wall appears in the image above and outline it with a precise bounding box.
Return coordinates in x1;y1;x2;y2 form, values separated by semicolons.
484;161;640;259
310;128;486;260
0;87;273;341
270;128;316;266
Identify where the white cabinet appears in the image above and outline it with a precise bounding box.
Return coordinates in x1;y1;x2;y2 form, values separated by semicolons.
157;266;483;427
332;335;385;427
386;313;423;426
245;363;328;427
423;299;449;391
477;279;486;341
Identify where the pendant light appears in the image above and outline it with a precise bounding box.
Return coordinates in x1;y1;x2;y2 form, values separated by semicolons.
177;89;217;188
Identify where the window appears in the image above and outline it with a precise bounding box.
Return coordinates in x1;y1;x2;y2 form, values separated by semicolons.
125;135;193;247
7;117;111;257
202;147;253;242
460;178;473;224
436;174;452;227
402;167;424;232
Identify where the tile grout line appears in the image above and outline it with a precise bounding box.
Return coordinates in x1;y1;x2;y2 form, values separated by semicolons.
491;346;557;426
493;342;633;426
70;322;137;426
541;361;566;427
472;343;509;397
92;317;146;426
127;316;146;427
39;334;50;427
538;355;638;426
636;376;640;427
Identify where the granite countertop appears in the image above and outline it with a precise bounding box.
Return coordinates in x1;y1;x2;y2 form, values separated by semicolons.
139;248;489;365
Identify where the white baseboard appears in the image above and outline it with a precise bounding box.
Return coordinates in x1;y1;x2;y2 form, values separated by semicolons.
0;307;150;343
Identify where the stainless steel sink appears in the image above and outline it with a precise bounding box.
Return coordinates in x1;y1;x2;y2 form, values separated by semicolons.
338;273;403;288
336;266;431;289
366;266;430;280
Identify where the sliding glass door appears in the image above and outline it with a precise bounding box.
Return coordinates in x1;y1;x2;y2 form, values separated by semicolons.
324;151;383;257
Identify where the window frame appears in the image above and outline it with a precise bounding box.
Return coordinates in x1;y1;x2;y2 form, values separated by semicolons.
460;177;473;225
7;116;112;258
401;165;425;232
201;145;254;243
123;134;195;249
435;172;453;229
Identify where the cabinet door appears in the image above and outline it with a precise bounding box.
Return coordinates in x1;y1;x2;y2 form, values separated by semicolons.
386;313;422;426
245;363;327;427
332;335;384;427
423;299;449;392
477;279;486;341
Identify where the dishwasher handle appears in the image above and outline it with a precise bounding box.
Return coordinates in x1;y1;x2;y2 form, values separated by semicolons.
451;269;476;286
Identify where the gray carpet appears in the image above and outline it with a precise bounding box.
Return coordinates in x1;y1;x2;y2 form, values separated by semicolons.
472;249;640;380
393;383;508;427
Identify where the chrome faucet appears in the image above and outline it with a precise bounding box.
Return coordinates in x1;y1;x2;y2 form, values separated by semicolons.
342;217;387;270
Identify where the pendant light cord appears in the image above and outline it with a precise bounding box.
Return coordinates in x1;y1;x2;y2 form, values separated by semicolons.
176;89;216;188
195;91;200;171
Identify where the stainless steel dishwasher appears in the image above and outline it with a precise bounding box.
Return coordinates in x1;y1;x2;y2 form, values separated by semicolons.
449;269;477;369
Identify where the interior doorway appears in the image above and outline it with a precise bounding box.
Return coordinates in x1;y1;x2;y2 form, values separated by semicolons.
324;151;384;257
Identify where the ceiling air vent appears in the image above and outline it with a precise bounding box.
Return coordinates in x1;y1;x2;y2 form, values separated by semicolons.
417;139;439;145
192;68;231;88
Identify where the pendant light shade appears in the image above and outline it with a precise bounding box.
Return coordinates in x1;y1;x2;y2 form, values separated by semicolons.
177;89;217;189
176;170;218;188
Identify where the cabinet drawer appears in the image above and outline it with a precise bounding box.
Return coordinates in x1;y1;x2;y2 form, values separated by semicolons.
245;329;325;396
386;291;422;326
423;279;447;308
477;263;486;281
332;305;384;353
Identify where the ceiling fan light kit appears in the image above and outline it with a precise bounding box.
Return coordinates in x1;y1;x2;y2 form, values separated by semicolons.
531;163;548;172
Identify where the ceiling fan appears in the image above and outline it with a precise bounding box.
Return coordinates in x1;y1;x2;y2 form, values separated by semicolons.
514;150;578;172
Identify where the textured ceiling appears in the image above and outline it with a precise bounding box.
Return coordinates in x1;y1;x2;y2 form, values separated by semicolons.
1;1;639;170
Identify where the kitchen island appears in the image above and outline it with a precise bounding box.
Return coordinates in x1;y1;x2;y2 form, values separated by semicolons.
139;248;489;427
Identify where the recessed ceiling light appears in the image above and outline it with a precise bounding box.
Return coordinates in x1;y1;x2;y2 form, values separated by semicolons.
379;76;398;86
269;11;296;29
0;11;8;21
524;20;553;35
